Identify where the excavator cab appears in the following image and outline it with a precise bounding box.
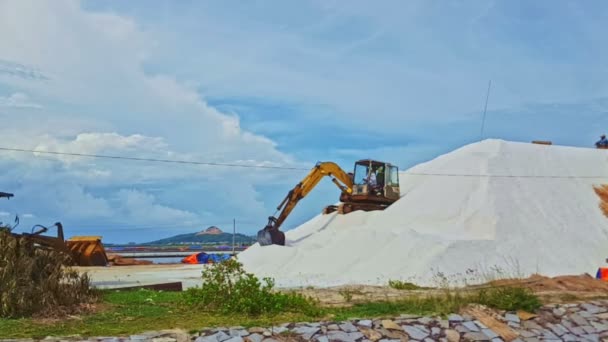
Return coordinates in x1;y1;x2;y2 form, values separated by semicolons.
333;159;400;214
256;159;401;246
351;160;400;201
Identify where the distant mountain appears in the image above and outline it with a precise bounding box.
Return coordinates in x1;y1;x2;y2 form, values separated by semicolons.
146;226;253;245
196;226;223;235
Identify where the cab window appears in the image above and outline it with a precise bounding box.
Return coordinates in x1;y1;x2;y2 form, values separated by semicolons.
354;163;370;185
388;165;399;186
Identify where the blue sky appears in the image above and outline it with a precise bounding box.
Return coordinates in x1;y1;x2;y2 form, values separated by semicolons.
0;0;607;243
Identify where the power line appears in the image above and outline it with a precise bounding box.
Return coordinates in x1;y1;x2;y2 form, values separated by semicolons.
402;172;608;179
1;146;608;179
0;146;309;171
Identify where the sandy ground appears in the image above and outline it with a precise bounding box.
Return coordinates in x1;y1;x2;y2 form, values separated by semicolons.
76;263;608;310
293;274;608;307
74;263;208;289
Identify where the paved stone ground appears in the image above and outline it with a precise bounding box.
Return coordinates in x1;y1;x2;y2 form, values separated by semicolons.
5;300;608;341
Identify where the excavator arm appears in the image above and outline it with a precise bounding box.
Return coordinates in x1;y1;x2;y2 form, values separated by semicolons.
257;161;353;246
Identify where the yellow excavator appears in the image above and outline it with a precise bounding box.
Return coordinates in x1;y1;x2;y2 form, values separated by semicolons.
257;159;400;246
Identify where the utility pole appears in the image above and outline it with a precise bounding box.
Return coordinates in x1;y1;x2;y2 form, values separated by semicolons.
232;218;236;256
480;79;492;141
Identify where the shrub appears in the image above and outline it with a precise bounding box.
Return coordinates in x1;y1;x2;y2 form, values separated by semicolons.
475;285;541;312
183;258;320;316
0;229;98;318
356;286;541;317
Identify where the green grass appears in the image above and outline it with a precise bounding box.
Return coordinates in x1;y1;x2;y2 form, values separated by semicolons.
181;258;321;316
0;285;543;339
0;289;311;338
475;286;541;312
0;258;544;339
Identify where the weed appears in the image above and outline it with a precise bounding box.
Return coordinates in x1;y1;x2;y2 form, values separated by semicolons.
557;293;579;302
475;286;541;312
339;285;541;319
338;289;353;302
388;280;425;290
182;258;320;316
0;230;98;318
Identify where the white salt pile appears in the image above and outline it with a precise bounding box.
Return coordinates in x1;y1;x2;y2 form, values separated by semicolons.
238;139;608;288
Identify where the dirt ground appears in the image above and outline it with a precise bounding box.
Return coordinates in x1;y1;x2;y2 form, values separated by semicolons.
77;262;608;307
74;263;208;289
290;274;608;307
486;273;608;292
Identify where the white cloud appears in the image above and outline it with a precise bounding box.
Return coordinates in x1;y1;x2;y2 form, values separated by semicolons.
30;132;168;166
135;1;608;134
333;143;453;171
0;0;294;162
114;189;198;225
0;59;49;81
0;92;42;109
2;0;603;241
0;125;306;240
0;0;308;239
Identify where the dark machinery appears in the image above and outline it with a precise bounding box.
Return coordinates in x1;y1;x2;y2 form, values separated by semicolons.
1;192;108;266
257;159;400;246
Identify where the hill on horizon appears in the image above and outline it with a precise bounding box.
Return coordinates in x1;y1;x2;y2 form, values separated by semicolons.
146;226;254;245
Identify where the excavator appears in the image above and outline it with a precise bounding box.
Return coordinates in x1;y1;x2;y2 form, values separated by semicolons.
257;159;401;246
1;192;108;266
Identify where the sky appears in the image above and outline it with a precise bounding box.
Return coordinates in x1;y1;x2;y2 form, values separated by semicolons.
0;0;607;243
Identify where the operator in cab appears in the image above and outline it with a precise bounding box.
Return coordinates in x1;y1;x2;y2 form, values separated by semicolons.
367;168;377;186
596;134;608;148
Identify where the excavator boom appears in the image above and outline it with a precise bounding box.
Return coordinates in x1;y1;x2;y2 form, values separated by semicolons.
257;161;353;246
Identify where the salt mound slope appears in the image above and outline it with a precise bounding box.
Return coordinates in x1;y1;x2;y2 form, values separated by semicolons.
238;139;608;287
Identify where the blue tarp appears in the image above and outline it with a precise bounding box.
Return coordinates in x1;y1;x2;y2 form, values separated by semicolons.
183;252;231;264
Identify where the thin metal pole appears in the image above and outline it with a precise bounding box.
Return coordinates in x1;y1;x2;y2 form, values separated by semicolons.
232;218;236;255
480;79;492;141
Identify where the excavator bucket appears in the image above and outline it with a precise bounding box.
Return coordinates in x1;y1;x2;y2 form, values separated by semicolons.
257;229;273;246
65;236;108;266
257;217;286;246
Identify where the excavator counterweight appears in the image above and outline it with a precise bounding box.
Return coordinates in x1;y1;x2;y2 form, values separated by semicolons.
257;159;400;246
